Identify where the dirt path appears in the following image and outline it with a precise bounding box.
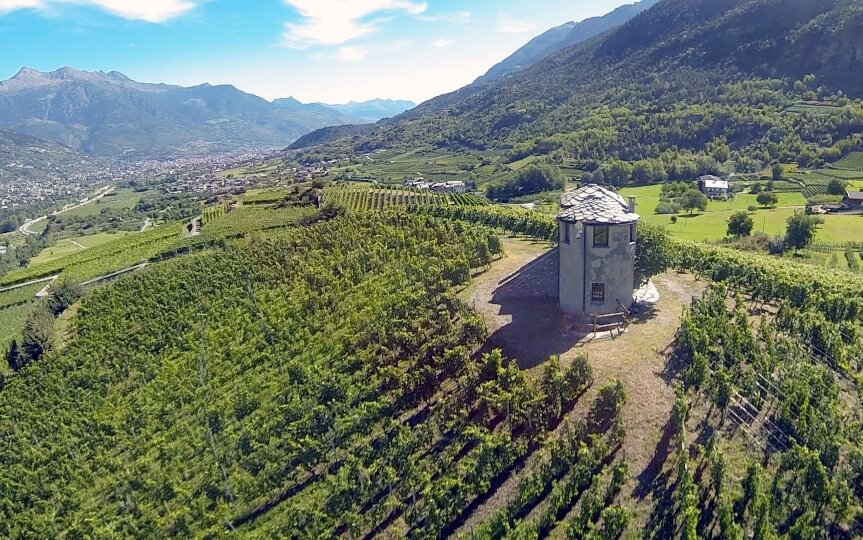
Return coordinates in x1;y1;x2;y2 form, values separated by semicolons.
458;237;705;534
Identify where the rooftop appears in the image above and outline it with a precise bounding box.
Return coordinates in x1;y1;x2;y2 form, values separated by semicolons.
558;184;639;224
846;190;863;200
699;175;729;189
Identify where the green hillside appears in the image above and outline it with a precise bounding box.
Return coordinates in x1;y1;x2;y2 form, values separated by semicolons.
299;0;863;189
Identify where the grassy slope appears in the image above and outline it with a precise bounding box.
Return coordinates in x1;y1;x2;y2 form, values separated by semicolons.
60;188;148;218
29;232;131;265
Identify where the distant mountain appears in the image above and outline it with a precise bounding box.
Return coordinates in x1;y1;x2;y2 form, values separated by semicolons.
317;99;416;123
474;0;660;85
271;97;359;127
0;67;361;160
289;123;377;151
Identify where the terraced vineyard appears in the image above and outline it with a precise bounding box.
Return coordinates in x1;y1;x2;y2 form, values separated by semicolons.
323;183;489;212
195;205;318;243
0;223;185;286
830;152;863;171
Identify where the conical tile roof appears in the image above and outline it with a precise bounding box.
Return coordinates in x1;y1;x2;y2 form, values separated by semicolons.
558;184;639;224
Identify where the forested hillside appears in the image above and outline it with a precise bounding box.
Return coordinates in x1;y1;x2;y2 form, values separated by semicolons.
474;0;659;85
297;0;863;186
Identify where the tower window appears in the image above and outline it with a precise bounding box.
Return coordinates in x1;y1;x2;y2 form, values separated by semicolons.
563;223;570;244
591;283;605;302
629;223;637;243
593;226;609;248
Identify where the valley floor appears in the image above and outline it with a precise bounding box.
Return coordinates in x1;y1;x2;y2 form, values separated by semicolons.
461;236;705;536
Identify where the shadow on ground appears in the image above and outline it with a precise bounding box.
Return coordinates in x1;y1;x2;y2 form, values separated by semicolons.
477;297;588;369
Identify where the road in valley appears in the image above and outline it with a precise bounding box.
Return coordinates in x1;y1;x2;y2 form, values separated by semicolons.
18;185;115;236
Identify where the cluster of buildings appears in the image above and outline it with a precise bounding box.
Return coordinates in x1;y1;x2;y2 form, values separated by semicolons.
0;172;114;210
404;178;468;193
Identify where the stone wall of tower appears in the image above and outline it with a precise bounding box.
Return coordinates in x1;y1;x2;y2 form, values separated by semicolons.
558;220;637;317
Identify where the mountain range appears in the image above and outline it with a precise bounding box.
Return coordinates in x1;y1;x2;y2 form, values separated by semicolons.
295;0;863;153
0;67;414;160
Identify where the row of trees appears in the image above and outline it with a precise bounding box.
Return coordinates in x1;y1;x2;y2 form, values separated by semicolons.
485;164;565;201
727;211;824;252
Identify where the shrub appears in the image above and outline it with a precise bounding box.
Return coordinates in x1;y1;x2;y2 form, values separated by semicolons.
655;202;680;215
756;191;779;208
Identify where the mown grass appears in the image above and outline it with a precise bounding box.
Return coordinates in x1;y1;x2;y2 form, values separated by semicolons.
616;184;859;242
60;188;152;218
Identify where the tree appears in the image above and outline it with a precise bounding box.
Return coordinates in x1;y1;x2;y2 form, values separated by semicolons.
635;224;671;286
46;280;83;316
679;189;708;215
727;211;754;238
20;305;55;367
772;164;784;181
827;178;847;196
784;212;823;252
756;191;779;208
485;164;564;201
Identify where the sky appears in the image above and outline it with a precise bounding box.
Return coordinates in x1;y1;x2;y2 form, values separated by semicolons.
0;0;634;104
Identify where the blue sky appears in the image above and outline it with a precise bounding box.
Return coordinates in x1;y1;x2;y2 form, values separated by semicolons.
0;0;633;104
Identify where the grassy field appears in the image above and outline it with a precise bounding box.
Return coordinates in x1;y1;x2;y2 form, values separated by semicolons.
29;232;131;265
60;188;149;218
616;184;861;242
217;159;281;179
784;101;841;114
27;218;49;234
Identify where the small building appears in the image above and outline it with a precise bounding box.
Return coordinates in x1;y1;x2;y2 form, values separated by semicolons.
558;184;640;317
430;181;467;194
843;190;863;209
698;175;729;199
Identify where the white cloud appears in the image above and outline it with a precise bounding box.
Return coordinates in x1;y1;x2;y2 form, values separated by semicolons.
432;37;452;48
338;45;368;62
281;0;427;48
497;11;536;34
419;10;470;25
0;0;42;12
0;0;197;22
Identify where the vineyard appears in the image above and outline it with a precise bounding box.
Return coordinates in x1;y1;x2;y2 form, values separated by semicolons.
831;152;863;171
663;283;863;537
3;175;863;537
0;223;185;286
0;213;631;538
323;183;489;212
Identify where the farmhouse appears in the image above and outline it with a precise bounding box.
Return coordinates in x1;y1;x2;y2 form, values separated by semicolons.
697;175;730;199
558;184;639;317
843;190;863;209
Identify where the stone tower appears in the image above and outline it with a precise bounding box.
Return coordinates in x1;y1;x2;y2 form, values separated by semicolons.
557;184;640;317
